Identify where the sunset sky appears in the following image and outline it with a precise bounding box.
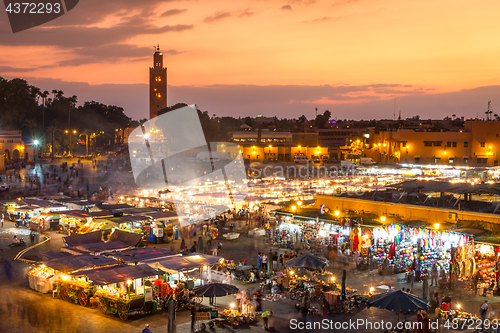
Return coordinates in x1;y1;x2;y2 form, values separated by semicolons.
2;0;500;120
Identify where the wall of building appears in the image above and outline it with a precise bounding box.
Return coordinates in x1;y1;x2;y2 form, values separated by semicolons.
0;130;26;163
292;133;319;147
366;121;500;166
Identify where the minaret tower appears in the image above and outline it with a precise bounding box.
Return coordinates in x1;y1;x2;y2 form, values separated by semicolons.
149;44;167;119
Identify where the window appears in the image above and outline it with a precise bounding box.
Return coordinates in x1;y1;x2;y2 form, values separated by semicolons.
435;157;441;164
424;141;433;147
155;76;162;82
156;93;161;98
434;141;442;147
478;158;488;164
447;142;452;147
7;140;13;143
452;142;457;147
449;158;454;164
480;142;486;147
463;158;469;164
464;142;469;148
414;157;420;164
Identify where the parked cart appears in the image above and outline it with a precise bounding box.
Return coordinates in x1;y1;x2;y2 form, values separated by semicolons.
97;294;145;320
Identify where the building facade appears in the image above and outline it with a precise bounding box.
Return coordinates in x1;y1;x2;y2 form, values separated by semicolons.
0;130;34;171
366;121;500;166
149;45;167;119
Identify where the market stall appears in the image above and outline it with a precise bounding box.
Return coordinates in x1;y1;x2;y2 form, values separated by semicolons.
143;253;224;290
70;264;163;320
372;224;470;276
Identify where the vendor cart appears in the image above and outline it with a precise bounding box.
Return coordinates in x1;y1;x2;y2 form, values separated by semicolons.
97;294;145;320
57;280;96;307
223;233;240;240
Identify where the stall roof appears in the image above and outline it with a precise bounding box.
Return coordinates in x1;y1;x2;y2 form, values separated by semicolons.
22;199;67;208
108;229;143;247
73;241;131;253
98;204;136;211
145;211;178;220
144;253;222;273
71;264;162;285
391;180;500;195
125;207;162;214
23;251;73;262
60;210;94;219
64;230;102;247
53;198;87;203
96;215;151;224
44;255;118;273
105;247;176;263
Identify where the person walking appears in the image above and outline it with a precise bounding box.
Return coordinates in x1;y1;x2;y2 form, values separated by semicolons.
430;265;438;286
261;253;268;273
190;303;197;331
257;253;261;270
354;249;360;269
1;213;3;227
409;268;415;294
262;311;273;331
422;274;429;300
142;324;152;333
474;271;479;296
279;254;284;271
480;300;489;329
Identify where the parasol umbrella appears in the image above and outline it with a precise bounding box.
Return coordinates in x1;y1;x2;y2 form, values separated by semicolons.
197;236;204;254
284;255;328;271
180;238;185;252
167;296;176;333
192;283;239;309
368;290;431;320
341;269;346;300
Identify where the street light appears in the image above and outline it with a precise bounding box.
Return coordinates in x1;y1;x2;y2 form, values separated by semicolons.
33;140;39;162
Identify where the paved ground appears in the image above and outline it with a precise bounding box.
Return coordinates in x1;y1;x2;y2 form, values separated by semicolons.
0;217;496;333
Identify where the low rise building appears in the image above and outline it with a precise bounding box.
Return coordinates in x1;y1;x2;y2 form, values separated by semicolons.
365;120;500;166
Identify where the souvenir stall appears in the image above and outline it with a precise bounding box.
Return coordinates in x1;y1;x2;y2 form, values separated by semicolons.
372;224;470;276
346;223;372;256
453;241;476;291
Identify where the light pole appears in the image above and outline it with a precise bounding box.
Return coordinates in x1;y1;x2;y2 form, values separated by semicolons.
65;130;77;156
33;139;39;162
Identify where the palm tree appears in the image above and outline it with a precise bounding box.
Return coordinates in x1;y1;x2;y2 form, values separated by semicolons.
67;95;77;130
38;90;49;130
23;119;37;140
